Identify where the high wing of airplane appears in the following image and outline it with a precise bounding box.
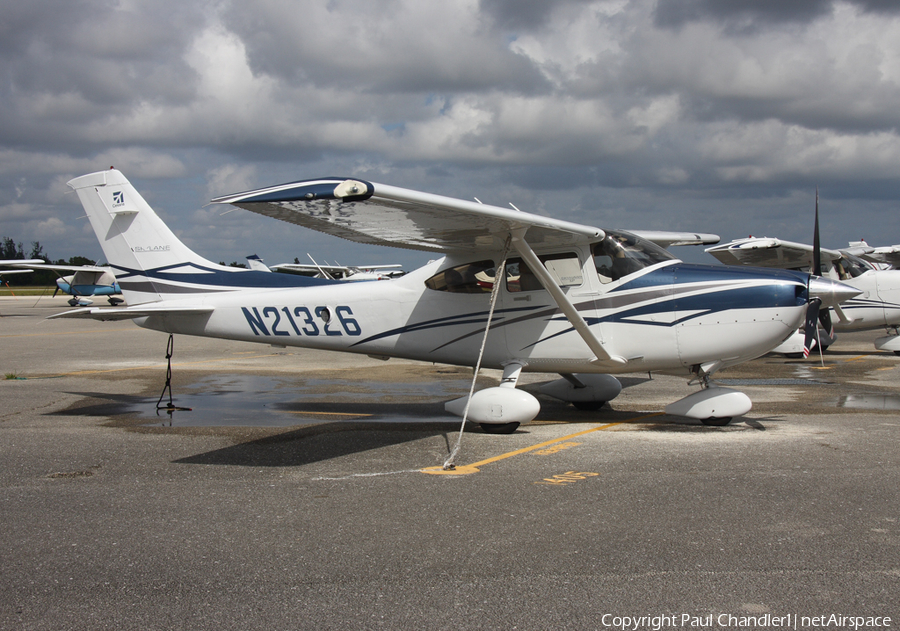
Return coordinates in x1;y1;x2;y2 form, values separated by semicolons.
707;236;900;354
843;240;900;269
628;231;720;249
705;237;844;269
50;169;858;433
271;260;405;281
0;259;42;283
1;258;44;271
11;262;123;306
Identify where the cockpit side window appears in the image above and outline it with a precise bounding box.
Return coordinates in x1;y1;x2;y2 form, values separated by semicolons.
424;260;496;293
506;252;582;293
593;230;675;284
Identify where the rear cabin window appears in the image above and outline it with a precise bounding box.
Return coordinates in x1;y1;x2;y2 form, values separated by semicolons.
424;260;496;293
506;252;583;292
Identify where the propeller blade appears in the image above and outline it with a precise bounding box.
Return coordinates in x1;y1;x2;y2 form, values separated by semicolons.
819;306;834;339
803;298;822;358
812;188;821;275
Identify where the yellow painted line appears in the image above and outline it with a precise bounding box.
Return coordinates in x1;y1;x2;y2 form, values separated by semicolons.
421;412;664;476
845;354;873;363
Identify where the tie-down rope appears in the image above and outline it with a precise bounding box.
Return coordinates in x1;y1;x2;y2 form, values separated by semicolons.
443;238;511;470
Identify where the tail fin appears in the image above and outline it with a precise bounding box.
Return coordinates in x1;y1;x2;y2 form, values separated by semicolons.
67;169;229;305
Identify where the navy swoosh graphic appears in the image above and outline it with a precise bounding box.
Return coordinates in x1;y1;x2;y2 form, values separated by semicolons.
113;262;343;290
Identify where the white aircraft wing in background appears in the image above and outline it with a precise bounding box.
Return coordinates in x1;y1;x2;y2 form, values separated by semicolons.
706;237;843;270
629;231;719;249
843;240;900;269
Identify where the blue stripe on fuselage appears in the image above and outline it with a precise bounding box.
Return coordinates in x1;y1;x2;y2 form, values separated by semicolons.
607;263;808;325
113;262;345;289
614;263;809;295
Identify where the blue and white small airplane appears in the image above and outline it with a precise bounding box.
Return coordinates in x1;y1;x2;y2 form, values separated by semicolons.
2;258;122;306
29;264;122;306
51;168;858;432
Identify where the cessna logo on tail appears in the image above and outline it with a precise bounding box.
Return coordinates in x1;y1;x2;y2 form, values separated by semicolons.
112;191;125;207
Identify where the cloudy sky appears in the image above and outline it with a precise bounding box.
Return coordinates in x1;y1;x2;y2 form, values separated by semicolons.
2;0;900;270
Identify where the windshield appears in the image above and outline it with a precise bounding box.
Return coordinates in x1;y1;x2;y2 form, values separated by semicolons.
834;254;872;279
592;230;676;283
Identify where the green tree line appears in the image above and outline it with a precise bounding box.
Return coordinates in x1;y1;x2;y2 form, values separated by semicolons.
1;236;95;287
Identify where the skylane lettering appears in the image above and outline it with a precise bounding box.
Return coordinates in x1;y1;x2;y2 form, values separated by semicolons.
241;306;361;337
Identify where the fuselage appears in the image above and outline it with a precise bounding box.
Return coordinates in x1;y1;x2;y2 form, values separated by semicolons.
827;269;900;332
56;270;120;297
133;242;811;376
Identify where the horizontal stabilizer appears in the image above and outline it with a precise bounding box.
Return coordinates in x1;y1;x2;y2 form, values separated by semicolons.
49;305;214;322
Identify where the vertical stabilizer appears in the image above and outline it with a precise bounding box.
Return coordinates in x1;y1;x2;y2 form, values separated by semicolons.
67;169;229;305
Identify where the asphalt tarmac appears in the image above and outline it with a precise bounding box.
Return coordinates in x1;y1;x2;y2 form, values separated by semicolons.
1;295;898;630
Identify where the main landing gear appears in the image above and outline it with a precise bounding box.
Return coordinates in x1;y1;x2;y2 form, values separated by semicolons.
665;365;751;426
875;326;900;356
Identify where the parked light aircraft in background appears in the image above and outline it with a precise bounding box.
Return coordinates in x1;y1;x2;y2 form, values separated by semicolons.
707;235;900;355
51;169;858;432
8;262;123;307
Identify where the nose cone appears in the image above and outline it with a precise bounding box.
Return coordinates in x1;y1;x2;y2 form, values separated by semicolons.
808;276;862;307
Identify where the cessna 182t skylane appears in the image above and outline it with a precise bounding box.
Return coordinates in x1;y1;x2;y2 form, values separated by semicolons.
51;169;858;432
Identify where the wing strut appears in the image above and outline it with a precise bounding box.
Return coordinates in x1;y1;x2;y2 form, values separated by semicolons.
510;229;626;366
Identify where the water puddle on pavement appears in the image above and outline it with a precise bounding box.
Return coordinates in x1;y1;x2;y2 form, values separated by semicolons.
835;394;900;411
134;374;470;427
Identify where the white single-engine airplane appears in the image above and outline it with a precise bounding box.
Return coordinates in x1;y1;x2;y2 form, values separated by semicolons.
51;169;858;432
